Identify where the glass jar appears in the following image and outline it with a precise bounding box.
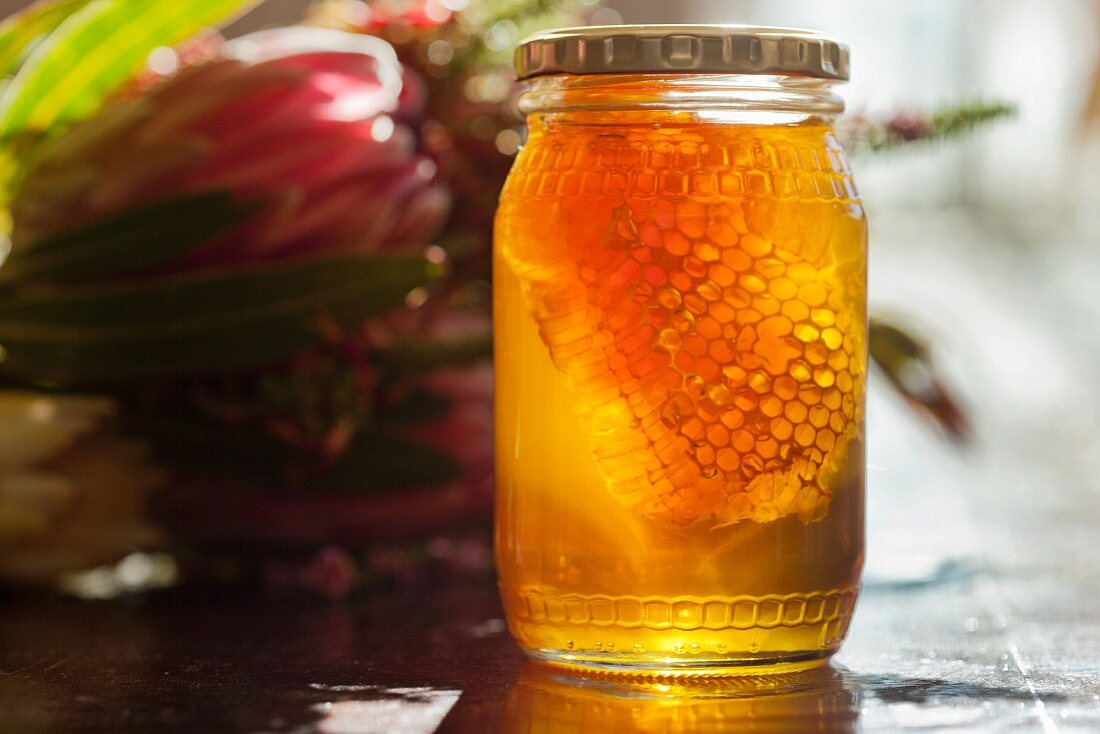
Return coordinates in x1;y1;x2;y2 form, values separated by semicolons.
494;25;866;675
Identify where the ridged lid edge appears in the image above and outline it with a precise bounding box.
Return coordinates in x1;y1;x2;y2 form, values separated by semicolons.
515;25;849;81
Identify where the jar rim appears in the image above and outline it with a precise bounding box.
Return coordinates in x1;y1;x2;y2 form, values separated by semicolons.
517;73;845;120
515;24;849;82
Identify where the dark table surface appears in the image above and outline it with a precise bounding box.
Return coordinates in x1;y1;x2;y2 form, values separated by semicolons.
4;214;1100;733
1;549;1098;734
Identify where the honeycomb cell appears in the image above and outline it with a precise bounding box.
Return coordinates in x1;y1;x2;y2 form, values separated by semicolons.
709;301;736;322
793;324;820;343
709;263;737;287
697;281;722;302
771;417;794;440
781;299;810;321
683;293;708;315
694;358;721;382
709;384;734;405
708;220;740;246
774;376;798;400
696;399;720;422
757;437;779;459
671;310;695;331
753;294;781;316
721;408;745;429
695;241;722;262
794;424;816;447
748;371;772;394
741;274;767;293
811;307;835;326
717;447;740;471
684;334;708;357
696;316;722;340
785;400;808;423
836;370;853;392
769;277;798;300
736;308;762;324
732;430;755;452
758;315;794;340
659;329;683;350
707;424;730;446
814;367;836;388
828;350;849;371
756;258;786;279
821;327;843;349
760;396;784;417
709;340;735;362
657;287;682;309
741;234;772;257
664;230;691;255
721;247;752;271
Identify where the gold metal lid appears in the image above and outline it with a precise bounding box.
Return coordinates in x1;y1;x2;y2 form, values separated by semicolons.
515;24;849;81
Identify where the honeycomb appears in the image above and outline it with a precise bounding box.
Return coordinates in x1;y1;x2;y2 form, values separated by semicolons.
499;122;866;527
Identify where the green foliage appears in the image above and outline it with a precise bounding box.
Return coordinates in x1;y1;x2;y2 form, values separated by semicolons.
318;430;464;491
925;102;1016;145
846;101;1016;155
377;334;493;379
0;254;439;384
0;0;261;136
0;193;255;286
130;407;464;492
0;0;90;81
0;0;262;204
456;0;586;69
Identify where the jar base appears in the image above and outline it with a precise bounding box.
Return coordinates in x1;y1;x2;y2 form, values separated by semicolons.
501;583;859;678
524;648;834;678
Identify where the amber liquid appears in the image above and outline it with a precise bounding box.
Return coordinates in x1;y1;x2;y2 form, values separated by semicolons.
495;108;866;674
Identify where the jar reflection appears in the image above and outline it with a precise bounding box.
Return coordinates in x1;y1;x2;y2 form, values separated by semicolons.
500;662;860;733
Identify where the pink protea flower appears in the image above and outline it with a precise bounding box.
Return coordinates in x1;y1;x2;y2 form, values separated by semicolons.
11;27;449;269
4;25;491;554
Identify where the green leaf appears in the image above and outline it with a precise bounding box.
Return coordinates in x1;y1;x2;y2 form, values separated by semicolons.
0;254;438;383
318;430;463;492
0;0;262;137
133;410;463;492
377;334;492;377
381;389;453;425
127;409;302;482
0;192;255;286
0;0;91;80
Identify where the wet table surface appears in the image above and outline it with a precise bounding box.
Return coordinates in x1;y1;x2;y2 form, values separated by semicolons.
0;529;1098;734
4;213;1100;733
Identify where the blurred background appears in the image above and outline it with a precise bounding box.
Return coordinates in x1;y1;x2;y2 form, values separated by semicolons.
0;0;1097;600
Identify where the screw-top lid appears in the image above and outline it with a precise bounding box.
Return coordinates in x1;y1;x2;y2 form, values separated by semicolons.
515;24;849;81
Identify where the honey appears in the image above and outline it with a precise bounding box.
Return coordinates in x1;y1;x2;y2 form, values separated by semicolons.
495;27;866;675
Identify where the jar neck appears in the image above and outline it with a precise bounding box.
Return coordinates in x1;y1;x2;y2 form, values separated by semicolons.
519;73;844;126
